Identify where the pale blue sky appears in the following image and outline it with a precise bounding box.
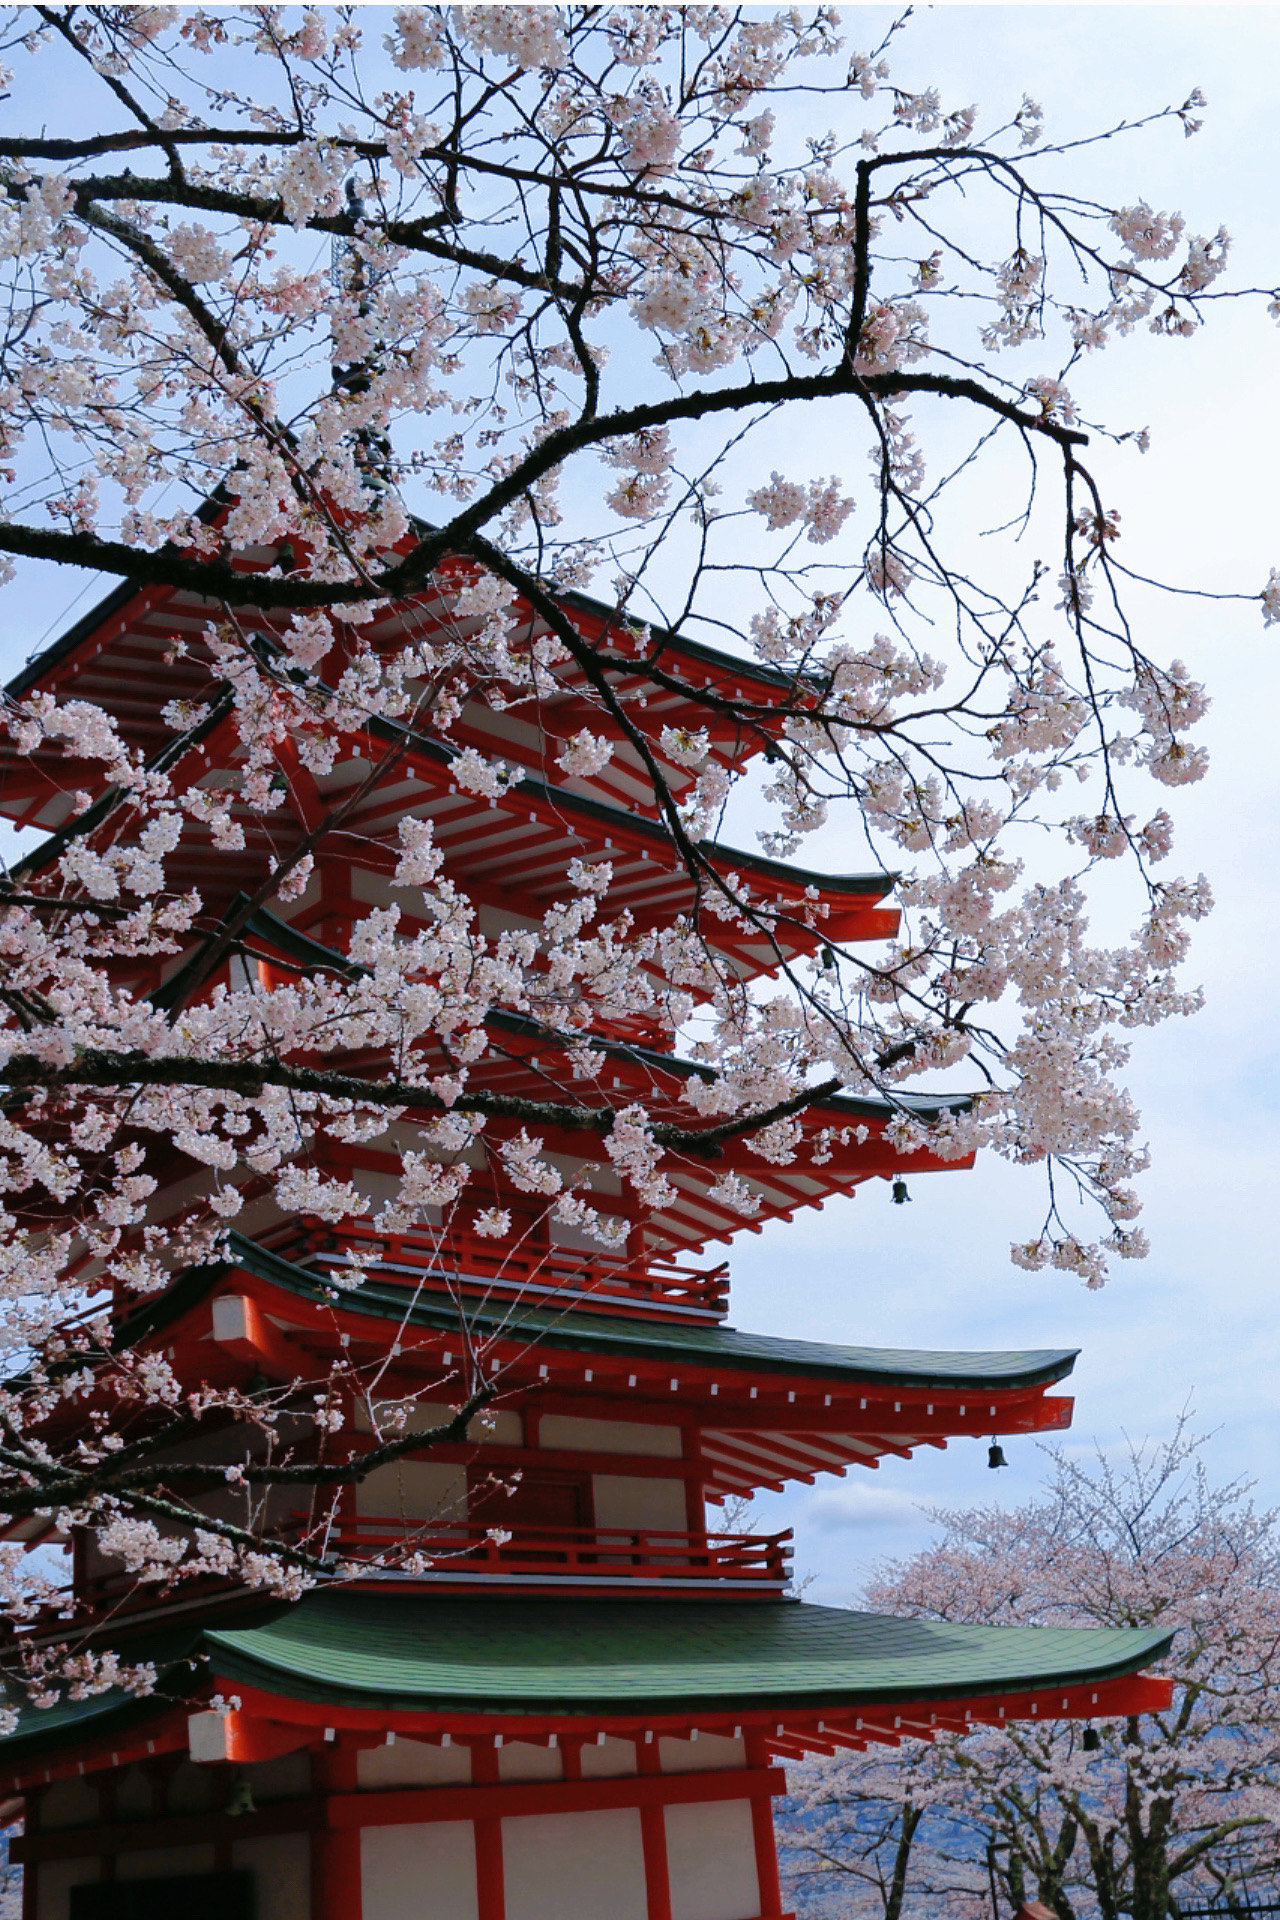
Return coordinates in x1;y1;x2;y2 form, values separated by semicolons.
728;4;1280;1598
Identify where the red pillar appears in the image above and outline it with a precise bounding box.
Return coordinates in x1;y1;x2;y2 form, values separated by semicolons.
746;1734;785;1918
749;1792;785;1918
472;1745;505;1920
638;1739;673;1920
314;1746;362;1920
682;1430;706;1541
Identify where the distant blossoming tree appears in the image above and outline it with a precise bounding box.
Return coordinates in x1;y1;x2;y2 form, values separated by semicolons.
0;5;1275;1683
781;1424;1280;1920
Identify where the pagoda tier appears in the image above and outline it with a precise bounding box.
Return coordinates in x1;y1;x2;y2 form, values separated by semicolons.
7;696;897;1019
154;1236;1077;1502
60;1037;967;1283
46;1061;967;1307
5;1234;1075;1603
0;561;1176;1920
2;1593;1173;1920
24;898;969;1289
0;556;822;829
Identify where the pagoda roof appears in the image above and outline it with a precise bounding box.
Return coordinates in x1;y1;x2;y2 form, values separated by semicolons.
154;902;958;1125
8;685;898;997
26;887;965;1262
126;1231;1077;1397
1;555;818;831
0;1591;1172;1780
199;1592;1175;1717
5;557;803;713
56;1238;1076;1501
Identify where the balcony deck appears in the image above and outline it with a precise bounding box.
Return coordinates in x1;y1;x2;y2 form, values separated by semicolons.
263;1217;731;1322
298;1521;794;1596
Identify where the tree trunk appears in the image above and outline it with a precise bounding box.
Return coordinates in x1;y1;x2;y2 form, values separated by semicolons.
884;1802;923;1920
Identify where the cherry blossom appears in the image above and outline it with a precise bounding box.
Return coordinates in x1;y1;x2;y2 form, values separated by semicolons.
0;2;1270;1684
781;1424;1280;1920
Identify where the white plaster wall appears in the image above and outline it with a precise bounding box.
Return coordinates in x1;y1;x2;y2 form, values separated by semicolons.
497;1742;561;1783
357;1401;522;1446
592;1474;688;1532
539;1415;682;1458
39;1777;98;1828
548;1213;629;1253
247;1750;312;1801
660;1734;747;1774
580;1736;637;1779
665;1799;760;1920
166;1759;216;1813
233;1831;310;1920
502;1808;648;1920
35;1858;99;1920
114;1765;154;1821
361;1820;478;1920
113;1843;217;1880
358;1737;472;1787
355;1458;468;1522
346;1168;442;1221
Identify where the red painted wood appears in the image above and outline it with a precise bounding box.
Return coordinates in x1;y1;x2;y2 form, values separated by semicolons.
197;1669;1173;1746
313;1750;361;1920
472;1469;591;1534
474;1817;505;1920
304;1516;792;1589
470;1748;504;1920
282;1216;731;1320
13;1797;326;1866
2;1713;192;1797
637;1734;673;1920
641;1805;674;1920
751;1788;786;1918
326;1766;785;1830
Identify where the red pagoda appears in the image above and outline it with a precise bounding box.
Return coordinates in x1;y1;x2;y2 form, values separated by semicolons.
0;555;1172;1920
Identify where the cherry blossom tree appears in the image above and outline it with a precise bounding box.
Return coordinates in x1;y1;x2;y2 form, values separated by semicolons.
0;4;1275;1689
780;1424;1280;1920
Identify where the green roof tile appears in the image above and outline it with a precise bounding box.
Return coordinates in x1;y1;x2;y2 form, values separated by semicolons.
0;1594;1170;1767
202;1593;1171;1715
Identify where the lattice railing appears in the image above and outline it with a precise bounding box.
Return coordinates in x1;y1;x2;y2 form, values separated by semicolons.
306;1519;793;1586
263;1216;730;1319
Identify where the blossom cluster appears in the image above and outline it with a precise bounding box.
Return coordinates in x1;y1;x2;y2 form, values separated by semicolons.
0;1;1268;1677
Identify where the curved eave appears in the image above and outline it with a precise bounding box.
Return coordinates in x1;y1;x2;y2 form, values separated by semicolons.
404;521;819;705
10;689;893;919
143;902;970;1125
200;1595;1175;1718
5;577;141;701
0;1595;1173;1770
3;489;235;703
117;1233;1078;1395
485;1007;970;1123
384;716;894;906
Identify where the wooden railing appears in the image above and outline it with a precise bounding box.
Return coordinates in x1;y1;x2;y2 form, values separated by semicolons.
308;1520;793;1587
264;1216;730;1319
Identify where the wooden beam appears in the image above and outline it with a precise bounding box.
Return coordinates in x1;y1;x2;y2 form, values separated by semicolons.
209;1291;306;1377
187;1708;316;1766
327;1765;786;1829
